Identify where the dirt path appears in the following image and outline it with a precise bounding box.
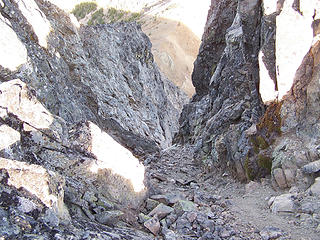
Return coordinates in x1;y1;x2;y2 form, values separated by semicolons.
145;145;319;239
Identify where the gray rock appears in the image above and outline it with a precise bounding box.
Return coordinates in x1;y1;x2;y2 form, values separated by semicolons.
271;194;296;214
186;211;197;223
0;0;187;160
144;216;160;235
83;191;98;203
145;198;159;212
150;193;185;205
273;168;288;189
303;160;320;174
165;212;178;228
175;215;193;235
17;197;37;213
192;0;238;94
310;177;320;196
174;0;264;180
43;208;60;227
220;228;232;238
300;213;314;226
162;228;177;240
138;213;151;223
301;202;317;214
260;226;284;240
173;200;197;216
148;203;174;220
95;210;124;226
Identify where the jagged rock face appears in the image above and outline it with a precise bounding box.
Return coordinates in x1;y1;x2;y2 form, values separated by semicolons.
177;0;320;187
175;0;264;180
271;0;320;189
0;0;187;156
0;0;187;238
191;0;237;95
0;79;147;219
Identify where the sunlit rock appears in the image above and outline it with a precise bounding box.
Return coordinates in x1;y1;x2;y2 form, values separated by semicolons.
0;158;70;223
0;79;53;129
0;125;20;151
276;0;314;99
88;122;146;193
0;15;27;71
16;0;52;48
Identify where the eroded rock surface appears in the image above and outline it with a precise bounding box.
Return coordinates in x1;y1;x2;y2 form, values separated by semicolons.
0;0;187;156
0;0;186;238
175;0;265;180
175;0;320;188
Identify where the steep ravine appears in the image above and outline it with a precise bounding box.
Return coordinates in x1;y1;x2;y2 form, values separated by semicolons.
0;0;320;239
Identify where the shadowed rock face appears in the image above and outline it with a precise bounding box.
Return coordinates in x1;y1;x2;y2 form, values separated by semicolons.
175;0;265;180
191;0;237;95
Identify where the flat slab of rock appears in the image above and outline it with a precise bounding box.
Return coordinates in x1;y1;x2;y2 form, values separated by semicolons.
150;193;185;205
148;203;174;220
270;194;296;214
144;216;160;235
302;160;320;174
173;200;197;216
95;210;124;226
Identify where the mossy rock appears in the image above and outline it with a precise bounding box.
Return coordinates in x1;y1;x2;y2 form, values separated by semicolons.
250;135;269;154
257;154;272;173
257;101;282;137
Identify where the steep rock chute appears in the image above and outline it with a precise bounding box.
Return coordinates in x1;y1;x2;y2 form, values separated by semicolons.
0;0;187;238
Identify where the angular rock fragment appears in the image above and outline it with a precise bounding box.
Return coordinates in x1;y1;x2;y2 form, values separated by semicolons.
173;200;197;216
260;226;285;240
95;210;124;226
148;203;174;220
270;194;296;214
0;158;70;223
150;193;185;206
302;160;320;174
144;216;160;235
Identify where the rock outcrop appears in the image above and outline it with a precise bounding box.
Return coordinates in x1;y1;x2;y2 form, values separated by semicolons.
175;0;320;189
191;0;237;95
0;0;187;238
0;0;187;156
175;0;265;180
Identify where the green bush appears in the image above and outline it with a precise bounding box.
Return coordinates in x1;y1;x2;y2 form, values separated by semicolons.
88;8;105;25
125;12;142;22
107;7;127;23
72;2;97;20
